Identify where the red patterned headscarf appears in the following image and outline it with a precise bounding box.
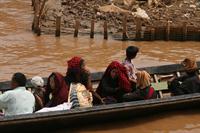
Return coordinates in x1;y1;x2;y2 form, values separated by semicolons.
98;61;132;94
45;72;69;107
67;56;82;70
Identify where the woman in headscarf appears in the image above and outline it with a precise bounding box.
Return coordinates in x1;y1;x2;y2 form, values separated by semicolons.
123;70;157;101
96;61;132;104
65;57;103;104
168;58;200;95
44;72;69;107
31;76;45;111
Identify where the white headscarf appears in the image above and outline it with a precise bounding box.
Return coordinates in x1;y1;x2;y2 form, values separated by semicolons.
31;76;44;88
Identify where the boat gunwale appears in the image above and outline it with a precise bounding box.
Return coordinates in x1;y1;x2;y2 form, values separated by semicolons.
0;93;200;124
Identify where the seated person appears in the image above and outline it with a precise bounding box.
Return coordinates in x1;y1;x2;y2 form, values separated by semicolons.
0;72;35;116
123;71;157;101
31;76;45;111
168;58;200;95
65;56;103;104
122;46;139;90
96;61;132;104
44;72;69;107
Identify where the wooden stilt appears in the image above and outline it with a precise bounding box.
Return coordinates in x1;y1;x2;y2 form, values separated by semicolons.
55;16;61;37
90;19;95;38
182;22;187;41
32;0;35;7
136;17;142;40
33;0;40;33
122;15;128;41
74;20;80;37
37;26;41;36
166;20;170;41
104;21;108;40
150;28;155;41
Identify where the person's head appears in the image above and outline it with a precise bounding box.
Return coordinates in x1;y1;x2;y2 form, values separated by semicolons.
126;46;139;60
136;71;151;89
67;56;85;71
49;74;56;90
181;58;197;73
11;72;27;89
31;76;44;88
66;57;86;83
47;72;65;93
110;68;118;79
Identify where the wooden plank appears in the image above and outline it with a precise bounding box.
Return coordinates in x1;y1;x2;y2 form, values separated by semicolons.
153;74;163;98
151;82;168;91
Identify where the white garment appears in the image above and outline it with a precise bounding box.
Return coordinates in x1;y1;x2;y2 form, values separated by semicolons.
0;87;35;116
36;103;72;113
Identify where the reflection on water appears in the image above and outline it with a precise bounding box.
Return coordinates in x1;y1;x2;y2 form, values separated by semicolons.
0;0;200;133
54;110;200;133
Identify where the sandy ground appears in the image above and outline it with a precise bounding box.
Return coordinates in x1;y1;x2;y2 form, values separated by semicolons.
40;0;200;35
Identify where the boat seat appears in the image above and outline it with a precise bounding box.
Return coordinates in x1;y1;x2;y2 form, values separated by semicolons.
151;82;168;91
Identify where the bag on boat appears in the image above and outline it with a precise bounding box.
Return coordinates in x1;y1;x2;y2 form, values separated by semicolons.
68;83;93;108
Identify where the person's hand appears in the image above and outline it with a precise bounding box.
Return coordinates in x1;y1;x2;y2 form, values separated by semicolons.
129;78;137;83
101;98;106;104
168;77;175;82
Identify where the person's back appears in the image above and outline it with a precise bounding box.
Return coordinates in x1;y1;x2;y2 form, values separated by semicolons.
1;87;35;116
0;72;35;116
122;46;139;90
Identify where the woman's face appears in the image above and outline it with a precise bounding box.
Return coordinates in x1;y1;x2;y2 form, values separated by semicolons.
110;68;118;79
49;75;56;90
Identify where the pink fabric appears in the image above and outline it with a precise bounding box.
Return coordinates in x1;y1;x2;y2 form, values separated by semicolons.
145;87;155;99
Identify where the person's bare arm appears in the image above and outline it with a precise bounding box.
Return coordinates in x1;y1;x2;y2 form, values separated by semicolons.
87;75;104;104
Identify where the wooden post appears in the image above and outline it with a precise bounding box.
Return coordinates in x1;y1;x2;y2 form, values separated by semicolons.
55;16;61;37
32;0;35;7
198;29;200;41
166;20;170;41
122;15;128;41
37;26;41;36
153;74;163;98
136;17;142;40
182;22;187;41
90;19;95;38
33;0;40;33
104;21;108;40
74;20;80;37
150;28;155;41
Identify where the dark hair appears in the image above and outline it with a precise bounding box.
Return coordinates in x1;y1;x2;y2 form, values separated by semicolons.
12;72;27;86
126;46;139;59
65;59;88;87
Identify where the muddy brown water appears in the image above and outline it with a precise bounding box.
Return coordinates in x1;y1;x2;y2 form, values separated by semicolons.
0;0;200;132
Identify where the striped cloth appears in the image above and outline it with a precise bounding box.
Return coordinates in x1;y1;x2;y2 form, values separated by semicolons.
70;87;80;109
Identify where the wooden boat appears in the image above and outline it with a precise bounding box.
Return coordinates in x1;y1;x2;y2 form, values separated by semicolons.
0;62;200;132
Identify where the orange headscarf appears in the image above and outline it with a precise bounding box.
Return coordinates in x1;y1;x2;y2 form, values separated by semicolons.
181;58;198;72
136;71;151;89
